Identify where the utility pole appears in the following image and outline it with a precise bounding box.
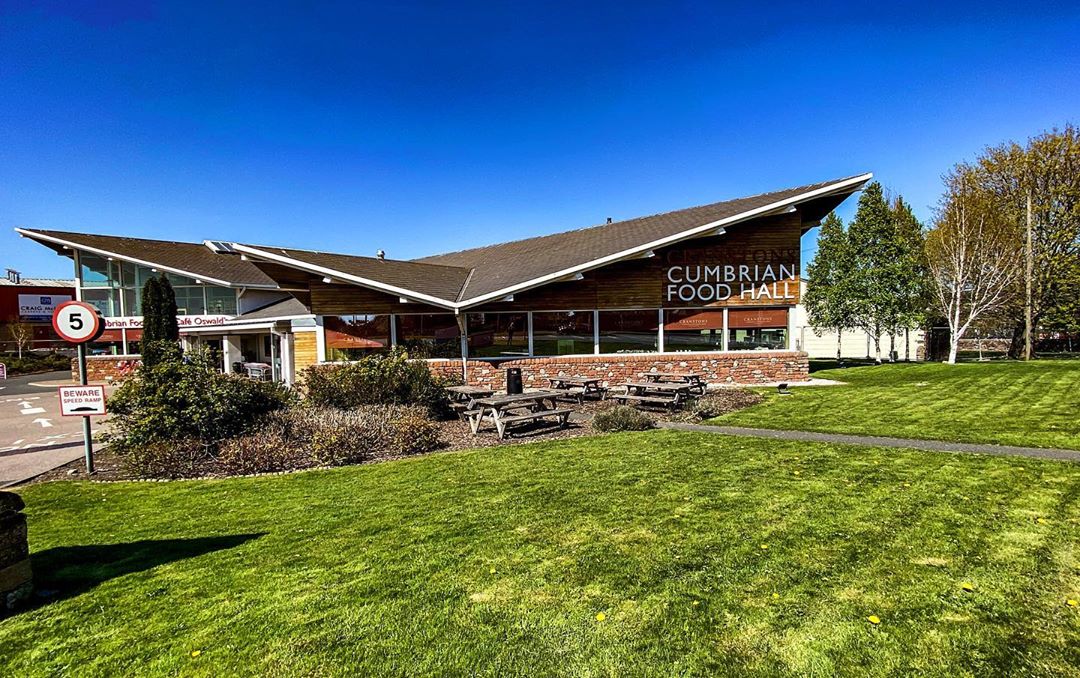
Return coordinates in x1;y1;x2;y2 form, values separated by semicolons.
1024;190;1033;361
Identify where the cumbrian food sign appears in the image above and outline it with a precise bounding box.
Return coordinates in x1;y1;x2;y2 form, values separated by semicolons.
662;242;799;304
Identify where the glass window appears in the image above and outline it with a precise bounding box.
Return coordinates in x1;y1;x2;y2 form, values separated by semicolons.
173;287;206;315
79;253;118;287
396;314;461;358
81;288;121;317
599;310;658;354
664;309;724;352
325;315;391;361
122;288;140;316
532;311;594;356
466;313;528;358
165;271;198;286
728;308;788;350
205;287;238;314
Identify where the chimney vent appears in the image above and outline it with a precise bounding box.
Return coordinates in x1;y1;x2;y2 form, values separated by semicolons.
606;217;613;224
6;268;20;284
376;249;386;260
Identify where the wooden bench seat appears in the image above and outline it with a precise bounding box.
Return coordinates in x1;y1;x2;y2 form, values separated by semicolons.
609;393;680;407
495;408;575;438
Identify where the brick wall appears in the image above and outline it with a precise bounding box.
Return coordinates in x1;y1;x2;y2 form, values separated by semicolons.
71;355;142;383
428;351;808;389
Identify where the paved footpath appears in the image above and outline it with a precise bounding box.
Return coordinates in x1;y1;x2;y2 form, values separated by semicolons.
659;422;1080;462
0;370;106;486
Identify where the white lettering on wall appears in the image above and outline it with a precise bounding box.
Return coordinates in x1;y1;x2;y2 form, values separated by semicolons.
663;264;797;303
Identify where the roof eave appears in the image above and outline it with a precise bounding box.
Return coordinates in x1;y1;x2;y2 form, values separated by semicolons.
15;228;280;290
455;172;872;308
230;243;461;311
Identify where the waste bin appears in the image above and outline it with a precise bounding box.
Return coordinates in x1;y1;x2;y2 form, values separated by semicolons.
506;367;523;395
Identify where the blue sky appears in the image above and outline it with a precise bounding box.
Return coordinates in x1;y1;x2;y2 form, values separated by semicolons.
2;1;1078;279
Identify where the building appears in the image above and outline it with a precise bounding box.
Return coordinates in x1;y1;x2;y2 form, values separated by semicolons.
0;269;75;353
791;281;925;361
16;173;872;385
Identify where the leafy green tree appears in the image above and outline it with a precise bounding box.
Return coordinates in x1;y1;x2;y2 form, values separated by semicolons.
971;125;1080;356
804;212;855;360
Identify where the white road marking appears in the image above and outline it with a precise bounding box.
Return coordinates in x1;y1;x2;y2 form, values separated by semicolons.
3;396;40;403
32;418;53;428
20;407;47;415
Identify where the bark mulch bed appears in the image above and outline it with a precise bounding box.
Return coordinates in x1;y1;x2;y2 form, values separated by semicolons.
29;388;762;484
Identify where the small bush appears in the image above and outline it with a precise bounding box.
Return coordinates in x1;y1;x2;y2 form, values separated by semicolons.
216;405;442;475
592;405;655;432
669;389;764;422
302;348;452;418
388;407;441;455
107;349;294;452
121;438;210;478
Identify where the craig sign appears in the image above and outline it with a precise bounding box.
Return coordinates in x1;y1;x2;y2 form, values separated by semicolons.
664;263;799;304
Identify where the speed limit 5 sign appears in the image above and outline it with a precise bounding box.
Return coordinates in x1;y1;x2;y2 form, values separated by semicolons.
51;300;106;344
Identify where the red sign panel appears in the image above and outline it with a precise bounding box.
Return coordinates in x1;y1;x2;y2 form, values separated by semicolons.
727;308;788;329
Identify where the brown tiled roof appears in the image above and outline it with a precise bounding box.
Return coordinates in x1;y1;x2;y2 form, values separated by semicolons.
16;229;278;288
236;246;472;302
418;175;869;301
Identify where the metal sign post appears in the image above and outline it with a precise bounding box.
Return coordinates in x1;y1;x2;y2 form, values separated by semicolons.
51;300;106;475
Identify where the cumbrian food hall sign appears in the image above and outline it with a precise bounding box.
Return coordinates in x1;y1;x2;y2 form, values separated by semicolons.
664;263;798;303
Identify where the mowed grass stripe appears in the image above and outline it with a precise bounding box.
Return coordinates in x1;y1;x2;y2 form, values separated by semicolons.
713;361;1080;450
3;430;1079;676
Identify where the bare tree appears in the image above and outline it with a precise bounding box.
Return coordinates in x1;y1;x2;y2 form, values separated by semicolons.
926;169;1022;364
5;317;33;359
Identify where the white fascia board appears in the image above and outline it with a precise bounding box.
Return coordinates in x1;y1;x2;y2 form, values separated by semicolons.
15;228;277;290
456;173;872;308
231;243;459;310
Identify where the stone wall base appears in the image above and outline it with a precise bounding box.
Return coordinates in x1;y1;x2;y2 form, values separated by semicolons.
428;351;809;390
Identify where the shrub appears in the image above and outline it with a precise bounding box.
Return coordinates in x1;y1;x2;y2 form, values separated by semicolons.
216;405;442;475
669;389;764;422
107;349;294;452
120;438;210;478
218;429;307;475
302;348;452;417
592;405;655;432
388;407;441;455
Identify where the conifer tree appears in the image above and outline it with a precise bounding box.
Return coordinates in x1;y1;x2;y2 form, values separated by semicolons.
804;212;855;360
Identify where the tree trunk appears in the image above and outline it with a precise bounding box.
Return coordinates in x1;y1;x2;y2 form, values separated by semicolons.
836;331;842;361
889;333;896;362
905;328;910;362
947;334;959;364
873;329;882;363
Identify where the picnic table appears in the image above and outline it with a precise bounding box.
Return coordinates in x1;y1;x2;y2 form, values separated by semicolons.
609;381;698;409
547;376;606;403
466;390;575;439
643;371;706;394
445;385;497;417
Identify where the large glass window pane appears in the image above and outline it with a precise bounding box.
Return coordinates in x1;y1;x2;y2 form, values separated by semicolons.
173;287;206;315
728;308;788;350
664;309;725;352
122;288;140;316
81;288;120;317
205;287;238;314
532;311;593;356
79;253;117;287
165;271;198;286
396;314;461;358
325;315;391;361
466;313;528;358
599;310;658;354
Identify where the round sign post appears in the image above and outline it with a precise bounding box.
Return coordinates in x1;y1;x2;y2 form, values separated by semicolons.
51;301;106;474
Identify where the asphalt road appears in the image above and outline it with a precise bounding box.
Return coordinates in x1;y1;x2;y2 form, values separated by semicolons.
0;370;105;486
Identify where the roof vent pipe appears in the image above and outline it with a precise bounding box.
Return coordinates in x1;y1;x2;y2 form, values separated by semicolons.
606;217;612;224
376;249;385;260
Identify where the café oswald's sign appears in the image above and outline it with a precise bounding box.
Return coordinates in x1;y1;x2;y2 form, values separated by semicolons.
662;245;799;304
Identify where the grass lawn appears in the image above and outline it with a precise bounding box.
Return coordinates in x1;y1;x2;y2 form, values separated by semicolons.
4;431;1080;676
714;360;1080;450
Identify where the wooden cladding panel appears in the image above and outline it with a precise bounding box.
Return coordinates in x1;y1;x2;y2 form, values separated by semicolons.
310;282;448;315
294;331;319;370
